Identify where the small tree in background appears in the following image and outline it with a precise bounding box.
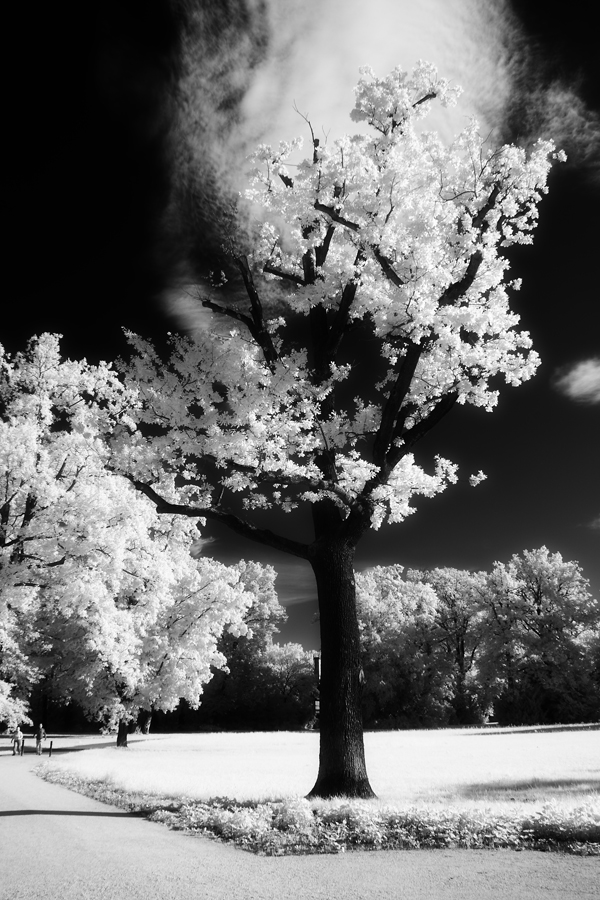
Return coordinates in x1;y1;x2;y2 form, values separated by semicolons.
193;639;315;732
357;566;487;727
42;554;261;746
356;566;448;727
199;560;285;728
413;568;488;724
179;565;316;732
112;62;560;796
357;552;598;728
259;642;316;723
479;547;600;724
175;560;294;730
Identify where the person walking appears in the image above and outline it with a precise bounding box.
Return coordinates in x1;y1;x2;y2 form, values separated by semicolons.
12;726;23;756
35;723;46;755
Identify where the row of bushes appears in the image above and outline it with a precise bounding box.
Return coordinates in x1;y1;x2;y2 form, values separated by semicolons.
38;766;600;855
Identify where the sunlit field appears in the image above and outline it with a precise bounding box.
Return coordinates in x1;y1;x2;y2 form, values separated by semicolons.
41;726;599;812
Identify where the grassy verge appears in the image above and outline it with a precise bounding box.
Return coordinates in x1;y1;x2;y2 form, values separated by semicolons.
30;728;599;806
37;764;599;856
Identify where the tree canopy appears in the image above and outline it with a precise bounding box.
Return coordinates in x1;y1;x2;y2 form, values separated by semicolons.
0;335;260;732
356;551;599;728
116;63;559;544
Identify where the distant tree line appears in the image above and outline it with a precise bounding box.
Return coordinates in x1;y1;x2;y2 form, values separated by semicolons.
156;546;599;733
9;542;599;735
357;548;600;729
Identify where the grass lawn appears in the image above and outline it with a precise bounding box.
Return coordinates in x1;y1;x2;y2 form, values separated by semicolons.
38;726;600;855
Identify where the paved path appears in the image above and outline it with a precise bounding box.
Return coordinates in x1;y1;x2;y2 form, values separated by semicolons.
1;745;598;900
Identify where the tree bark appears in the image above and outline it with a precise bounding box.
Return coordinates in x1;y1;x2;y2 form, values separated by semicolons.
137;709;152;734
307;540;375;798
116;719;129;748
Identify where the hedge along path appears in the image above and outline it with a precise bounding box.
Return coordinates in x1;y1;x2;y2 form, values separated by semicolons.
35;767;600;856
1;743;599;900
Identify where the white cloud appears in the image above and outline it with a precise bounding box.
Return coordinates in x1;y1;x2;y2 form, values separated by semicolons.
554;358;600;404
244;0;513;148
589;515;600;530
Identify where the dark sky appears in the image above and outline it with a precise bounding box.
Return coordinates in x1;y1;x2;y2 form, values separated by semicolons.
4;1;598;650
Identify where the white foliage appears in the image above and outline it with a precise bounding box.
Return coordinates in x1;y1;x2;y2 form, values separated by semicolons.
0;335;264;727
115;63;557;537
0;679;32;728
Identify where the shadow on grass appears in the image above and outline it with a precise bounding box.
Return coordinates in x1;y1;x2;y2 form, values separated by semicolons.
458;777;600;800
46;742;134;754
12;738;148;755
464;724;599;735
0;809;136;818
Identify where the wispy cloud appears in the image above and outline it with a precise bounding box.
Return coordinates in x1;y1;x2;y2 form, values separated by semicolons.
589;515;600;530
191;537;216;557
554;358;600;404
170;0;521;333
168;0;599;342
244;0;516;147
272;561;316;606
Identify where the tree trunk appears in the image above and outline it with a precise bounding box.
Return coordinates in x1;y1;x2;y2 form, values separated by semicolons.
453;639;469;724
307;540;375;798
137;709;152;734
116;719;129;748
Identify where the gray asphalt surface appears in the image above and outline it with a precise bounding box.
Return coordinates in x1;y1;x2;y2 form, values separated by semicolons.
1;743;598;900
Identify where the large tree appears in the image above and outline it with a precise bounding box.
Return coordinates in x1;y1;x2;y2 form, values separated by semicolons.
111;63;559;796
0;335;255;736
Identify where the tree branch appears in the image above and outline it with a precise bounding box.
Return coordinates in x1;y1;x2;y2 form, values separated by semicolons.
387;391;458;467
236;256;279;368
195;453;351;507
200;296;255;330
127;478;311;560
372;342;423;467
315;224;336;268
325;250;365;358
437;185;502;307
263;263;305;286
314;202;360;232
200;258;279;370
352;391;459;536
438;250;483;307
372;246;407;288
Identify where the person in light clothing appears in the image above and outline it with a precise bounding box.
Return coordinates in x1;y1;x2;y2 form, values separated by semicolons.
12;726;23;756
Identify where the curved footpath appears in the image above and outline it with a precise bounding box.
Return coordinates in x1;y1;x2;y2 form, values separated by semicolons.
1;746;598;900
